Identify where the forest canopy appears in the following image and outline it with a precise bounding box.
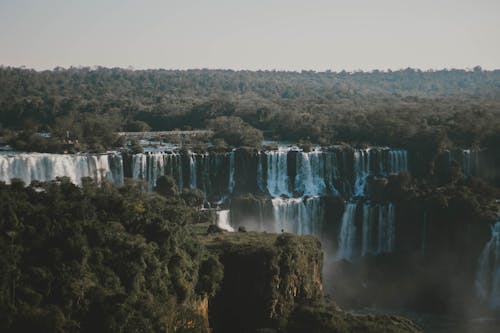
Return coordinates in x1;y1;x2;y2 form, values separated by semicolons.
0;178;223;332
0;66;499;151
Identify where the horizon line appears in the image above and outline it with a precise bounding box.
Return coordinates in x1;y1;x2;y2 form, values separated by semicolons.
1;64;498;74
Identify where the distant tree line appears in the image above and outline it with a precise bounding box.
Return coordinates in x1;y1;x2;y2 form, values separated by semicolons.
0;66;499;152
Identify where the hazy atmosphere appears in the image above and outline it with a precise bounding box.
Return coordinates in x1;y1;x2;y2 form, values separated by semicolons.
1;1;500;333
1;0;499;71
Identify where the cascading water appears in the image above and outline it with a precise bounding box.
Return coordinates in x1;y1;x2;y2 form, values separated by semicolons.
228;150;235;193
463;149;471;178
1;146;408;259
165;153;183;191
377;203;395;254
447;149;481;178
189;152;197;189
132;153;147;181
294;151;326;196
147;152;166;189
353;149;370;196
323;151;340;195
216;210;234;232
266;149;291;197
338;202;358;261
338;202;396;260
476;221;500;309
462;149;481;178
0;152;123;185
271;196;322;235
256;152;265;193
388;149;408;174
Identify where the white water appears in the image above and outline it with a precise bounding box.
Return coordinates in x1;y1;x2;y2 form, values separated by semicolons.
189;153;197;189
0;152;123;185
388;149;408;174
266;148;291;197
131;151;233;194
338;202;358;260
462;149;481;178
353;149;371;196
271;196;322;235
228;150;235;193
338;202;396;260
1;147;409;199
377;203;395;254
132;152;185;190
294;151;326;196
256;152;265;192
448;149;481;178
476;221;500;309
216;210;234;232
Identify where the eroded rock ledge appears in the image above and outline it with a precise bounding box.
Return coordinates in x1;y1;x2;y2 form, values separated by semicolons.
200;230;422;333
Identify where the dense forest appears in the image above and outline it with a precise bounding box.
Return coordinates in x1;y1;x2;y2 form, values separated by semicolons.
0;176;225;332
1;67;500;152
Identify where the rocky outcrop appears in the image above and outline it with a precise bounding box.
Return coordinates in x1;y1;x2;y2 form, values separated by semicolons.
201;231;422;333
203;232;322;333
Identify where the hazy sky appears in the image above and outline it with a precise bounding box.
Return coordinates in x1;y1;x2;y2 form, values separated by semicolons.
1;0;499;71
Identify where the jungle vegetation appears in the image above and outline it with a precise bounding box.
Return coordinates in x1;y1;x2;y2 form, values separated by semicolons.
0;66;499;152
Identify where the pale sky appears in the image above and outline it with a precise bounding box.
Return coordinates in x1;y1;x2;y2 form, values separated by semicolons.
1;0;499;71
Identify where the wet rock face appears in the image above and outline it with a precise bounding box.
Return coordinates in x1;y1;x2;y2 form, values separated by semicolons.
204;233;323;333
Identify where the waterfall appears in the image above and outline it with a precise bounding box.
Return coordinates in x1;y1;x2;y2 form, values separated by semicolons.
132;153;147;180
130;151;233;196
448;149;482;178
353;149;370;196
462;149;481;177
338;202;396;260
377;203;395;254
0;153;123;185
463;149;471;178
476;221;500;309
271;196;322;235
266;149;291;197
295;151;326;196
324;151;340;195
338;202;358;260
189;152;197;189
388;149;408;174
216;210;234;232
148;152;166;189
256;152;265;192
131;152;186;191
165;153;183;191
228;150;235;193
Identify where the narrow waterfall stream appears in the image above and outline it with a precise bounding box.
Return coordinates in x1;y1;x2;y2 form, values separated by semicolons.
476;221;500;309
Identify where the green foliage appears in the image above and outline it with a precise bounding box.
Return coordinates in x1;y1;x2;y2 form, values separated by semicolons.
202;231;323;333
125;120;151;132
154;175;179;197
181;188;205;207
208;116;263;148
0;178;222;332
2;67;498;152
286;304;422;333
